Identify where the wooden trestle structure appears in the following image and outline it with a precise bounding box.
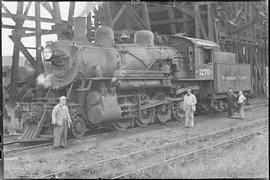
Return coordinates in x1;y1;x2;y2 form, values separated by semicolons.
1;1;268;106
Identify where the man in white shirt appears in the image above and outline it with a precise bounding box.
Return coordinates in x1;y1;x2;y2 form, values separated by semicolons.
183;87;197;128
237;91;246;119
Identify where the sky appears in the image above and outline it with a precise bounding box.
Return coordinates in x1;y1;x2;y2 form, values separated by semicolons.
1;1;100;57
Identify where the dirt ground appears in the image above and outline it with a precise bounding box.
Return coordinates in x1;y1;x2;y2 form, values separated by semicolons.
4;98;268;178
132;129;269;179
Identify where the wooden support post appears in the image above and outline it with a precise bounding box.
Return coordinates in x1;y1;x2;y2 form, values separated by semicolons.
207;4;214;41
35;2;42;67
168;7;177;35
68;2;75;23
105;3;113;27
9;36;42;73
52;2;62;39
194;4;200;38
142;3;151;30
8;2;24;106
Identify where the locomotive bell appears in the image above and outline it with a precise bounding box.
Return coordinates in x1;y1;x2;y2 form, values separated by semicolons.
120;29;130;40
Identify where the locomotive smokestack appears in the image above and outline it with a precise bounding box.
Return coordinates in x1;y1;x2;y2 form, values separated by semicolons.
73;17;88;42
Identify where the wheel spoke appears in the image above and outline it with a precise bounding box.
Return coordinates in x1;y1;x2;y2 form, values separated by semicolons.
153;92;171;123
70;116;86;138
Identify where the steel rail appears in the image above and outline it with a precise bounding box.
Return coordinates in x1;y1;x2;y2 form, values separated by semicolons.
4;102;267;154
111;126;267;179
37;117;267;179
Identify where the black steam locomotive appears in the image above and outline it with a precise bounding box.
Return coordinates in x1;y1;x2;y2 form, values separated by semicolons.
18;17;251;141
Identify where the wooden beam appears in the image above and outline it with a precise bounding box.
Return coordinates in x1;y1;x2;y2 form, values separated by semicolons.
9;2;24;106
9;36;42;73
175;6;195;19
150;18;189;26
111;4;127;27
23;2;32;17
2;13;67;24
105;3;113;27
41;2;56;19
68;2;75;23
2;24;51;32
35;2;42;66
194;4;200;38
52;2;61;20
1;2;16;23
194;4;208;40
168;8;177;34
126;4;148;29
207;4;214;41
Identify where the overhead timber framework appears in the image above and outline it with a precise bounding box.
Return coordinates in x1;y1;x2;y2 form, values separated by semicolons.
1;1;268;106
2;2;75;106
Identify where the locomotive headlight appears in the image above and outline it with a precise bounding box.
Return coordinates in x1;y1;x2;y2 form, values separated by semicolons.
42;47;53;60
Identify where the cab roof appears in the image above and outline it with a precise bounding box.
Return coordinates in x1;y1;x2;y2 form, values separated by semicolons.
170;35;220;49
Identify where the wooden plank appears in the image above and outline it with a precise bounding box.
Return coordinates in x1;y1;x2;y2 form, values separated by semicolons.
33;111;47;138
19;123;31;140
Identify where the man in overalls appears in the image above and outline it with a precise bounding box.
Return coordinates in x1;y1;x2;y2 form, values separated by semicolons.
52;96;72;149
183;87;197;128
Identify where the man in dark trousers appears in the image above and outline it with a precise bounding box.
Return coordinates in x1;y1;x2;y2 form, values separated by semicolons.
227;88;237;117
52;96;72;149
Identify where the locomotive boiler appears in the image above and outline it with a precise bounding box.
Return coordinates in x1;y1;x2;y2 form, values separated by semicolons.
18;17;251;141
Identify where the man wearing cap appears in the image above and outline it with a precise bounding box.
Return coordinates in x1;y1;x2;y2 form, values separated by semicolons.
51;96;72;149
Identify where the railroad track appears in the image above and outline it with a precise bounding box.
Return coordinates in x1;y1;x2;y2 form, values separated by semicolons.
111;126;267;179
35;117;267;179
4;101;267;155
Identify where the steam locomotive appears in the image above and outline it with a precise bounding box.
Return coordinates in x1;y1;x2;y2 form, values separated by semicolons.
19;17;251;141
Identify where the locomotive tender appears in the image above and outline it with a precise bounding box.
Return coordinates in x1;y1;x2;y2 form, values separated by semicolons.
19;17;251;140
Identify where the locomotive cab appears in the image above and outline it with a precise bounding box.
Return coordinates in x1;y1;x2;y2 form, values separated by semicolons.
167;35;220;80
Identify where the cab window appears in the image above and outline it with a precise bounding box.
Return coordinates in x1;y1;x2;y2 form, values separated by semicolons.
204;49;212;64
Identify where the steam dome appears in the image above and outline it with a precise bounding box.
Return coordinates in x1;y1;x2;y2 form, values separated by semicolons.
134;30;154;46
94;26;115;46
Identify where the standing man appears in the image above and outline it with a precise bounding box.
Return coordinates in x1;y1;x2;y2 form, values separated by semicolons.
52;96;72;149
183;87;197;128
237;90;246;119
227;88;237;117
